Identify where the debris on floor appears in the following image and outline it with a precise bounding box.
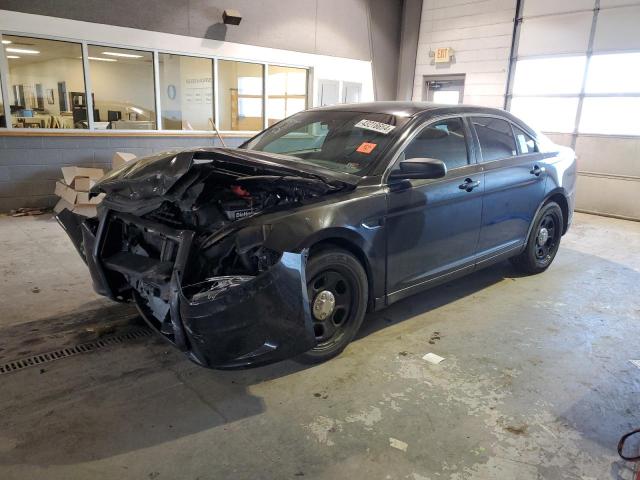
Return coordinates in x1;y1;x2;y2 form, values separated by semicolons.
422;352;445;364
629;360;640;370
428;331;442;344
10;207;50;217
504;424;529;435
389;437;408;452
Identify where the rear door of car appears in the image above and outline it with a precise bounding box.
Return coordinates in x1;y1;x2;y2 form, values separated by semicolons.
469;115;547;261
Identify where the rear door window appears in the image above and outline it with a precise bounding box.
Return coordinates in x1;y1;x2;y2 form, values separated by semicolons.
471;117;518;162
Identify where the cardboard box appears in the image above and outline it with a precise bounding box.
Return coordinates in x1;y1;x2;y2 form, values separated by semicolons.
55;181;78;205
61;166;104;189
76;192;105;205
54;197;98;217
112;152;137;170
73;177;97;192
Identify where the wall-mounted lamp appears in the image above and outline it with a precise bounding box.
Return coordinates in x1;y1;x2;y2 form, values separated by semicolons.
222;9;242;26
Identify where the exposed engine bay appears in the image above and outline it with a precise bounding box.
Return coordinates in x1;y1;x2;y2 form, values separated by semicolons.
88;149;349;330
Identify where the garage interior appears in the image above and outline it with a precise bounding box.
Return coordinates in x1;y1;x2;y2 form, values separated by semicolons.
0;1;639;479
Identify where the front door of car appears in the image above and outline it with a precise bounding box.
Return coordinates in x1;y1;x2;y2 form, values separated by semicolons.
469;117;547;257
385;117;483;300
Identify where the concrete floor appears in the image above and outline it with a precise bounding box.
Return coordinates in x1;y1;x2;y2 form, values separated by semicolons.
0;212;639;479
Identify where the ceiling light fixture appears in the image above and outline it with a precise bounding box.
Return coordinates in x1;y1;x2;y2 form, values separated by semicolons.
88;56;117;62
102;51;142;58
1;40;12;45
6;55;20;59
6;47;39;54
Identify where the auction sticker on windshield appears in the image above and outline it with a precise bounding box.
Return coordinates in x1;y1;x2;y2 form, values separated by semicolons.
355;119;396;135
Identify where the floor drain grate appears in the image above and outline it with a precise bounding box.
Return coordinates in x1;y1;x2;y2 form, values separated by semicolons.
0;326;153;375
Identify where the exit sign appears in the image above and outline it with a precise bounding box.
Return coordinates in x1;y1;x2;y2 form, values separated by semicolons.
434;47;452;63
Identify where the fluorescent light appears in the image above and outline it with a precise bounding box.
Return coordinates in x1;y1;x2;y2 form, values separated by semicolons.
88;56;117;62
6;47;39;54
6;55;20;59
102;51;142;58
1;40;11;45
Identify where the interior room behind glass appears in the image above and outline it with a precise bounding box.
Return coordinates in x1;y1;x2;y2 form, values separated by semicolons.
2;35;85;129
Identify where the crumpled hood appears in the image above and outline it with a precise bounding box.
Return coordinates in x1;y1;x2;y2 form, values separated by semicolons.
92;147;357;201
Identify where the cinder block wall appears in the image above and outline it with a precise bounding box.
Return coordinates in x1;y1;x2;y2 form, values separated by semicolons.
0;135;248;212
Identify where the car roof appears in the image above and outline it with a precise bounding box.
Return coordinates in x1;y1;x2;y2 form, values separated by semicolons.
309;101;533;133
310;101;509;118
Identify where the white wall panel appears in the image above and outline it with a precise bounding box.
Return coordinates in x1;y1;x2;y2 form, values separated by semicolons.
544;133;574;147
600;0;640;8
575;135;640;177
523;0;594;18
576;174;640;219
518;12;592;55
413;0;516;106
593;5;640;51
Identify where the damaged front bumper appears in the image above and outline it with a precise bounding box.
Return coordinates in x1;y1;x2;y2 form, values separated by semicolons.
56;208;317;369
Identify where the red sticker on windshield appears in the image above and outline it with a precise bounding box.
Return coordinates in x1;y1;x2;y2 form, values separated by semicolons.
356;142;377;154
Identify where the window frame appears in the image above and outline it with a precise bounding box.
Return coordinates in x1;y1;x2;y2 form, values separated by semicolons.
383;114;477;183
0;30;311;134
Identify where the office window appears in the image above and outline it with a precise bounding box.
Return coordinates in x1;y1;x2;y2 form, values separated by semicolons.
585;53;640;94
510;96;579;133
267;65;307;126
218;60;264;131
579;97;640;135
87;45;155;130
512;126;538;154
471;117;517;162
2;35;86;129
158;54;213;131
513;56;586;95
402;118;469;170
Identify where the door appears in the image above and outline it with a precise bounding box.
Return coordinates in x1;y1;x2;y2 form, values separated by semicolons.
386;117;483;301
342;82;362;103
470;116;547;258
423;75;465;104
317;79;339;106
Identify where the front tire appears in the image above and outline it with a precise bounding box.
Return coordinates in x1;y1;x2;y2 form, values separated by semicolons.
510;201;563;274
296;247;368;365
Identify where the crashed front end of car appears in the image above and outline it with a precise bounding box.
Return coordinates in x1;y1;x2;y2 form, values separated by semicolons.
56;148;347;368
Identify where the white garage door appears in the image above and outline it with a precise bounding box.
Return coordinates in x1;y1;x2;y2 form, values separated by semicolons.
506;0;640;220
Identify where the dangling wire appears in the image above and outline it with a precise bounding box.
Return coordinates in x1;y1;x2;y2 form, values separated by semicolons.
618;428;640;462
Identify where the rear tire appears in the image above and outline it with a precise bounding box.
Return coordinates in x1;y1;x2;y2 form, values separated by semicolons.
295;247;368;365
510;201;563;275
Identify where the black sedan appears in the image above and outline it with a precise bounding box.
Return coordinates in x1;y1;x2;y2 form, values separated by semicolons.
57;102;577;369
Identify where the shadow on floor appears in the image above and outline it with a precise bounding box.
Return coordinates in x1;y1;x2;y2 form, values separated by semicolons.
0;247;638;469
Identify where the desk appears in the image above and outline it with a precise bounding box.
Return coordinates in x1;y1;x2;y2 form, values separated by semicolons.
14;117;46;128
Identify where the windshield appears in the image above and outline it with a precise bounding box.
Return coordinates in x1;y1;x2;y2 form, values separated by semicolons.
242;110;410;175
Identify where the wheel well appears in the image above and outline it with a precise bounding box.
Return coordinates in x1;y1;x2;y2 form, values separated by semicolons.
546;193;569;234
309;238;375;311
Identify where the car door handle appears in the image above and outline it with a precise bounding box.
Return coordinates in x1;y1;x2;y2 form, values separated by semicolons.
459;178;480;192
530;165;546;176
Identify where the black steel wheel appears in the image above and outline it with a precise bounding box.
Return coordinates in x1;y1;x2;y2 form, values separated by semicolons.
296;247;368;364
511;201;563;274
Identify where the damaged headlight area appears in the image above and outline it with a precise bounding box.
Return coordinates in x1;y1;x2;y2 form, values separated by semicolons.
185;276;255;304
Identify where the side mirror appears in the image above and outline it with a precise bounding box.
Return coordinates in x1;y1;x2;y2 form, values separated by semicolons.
389;158;447;180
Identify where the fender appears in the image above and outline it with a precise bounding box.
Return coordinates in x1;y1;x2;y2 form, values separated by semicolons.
523;187;571;248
